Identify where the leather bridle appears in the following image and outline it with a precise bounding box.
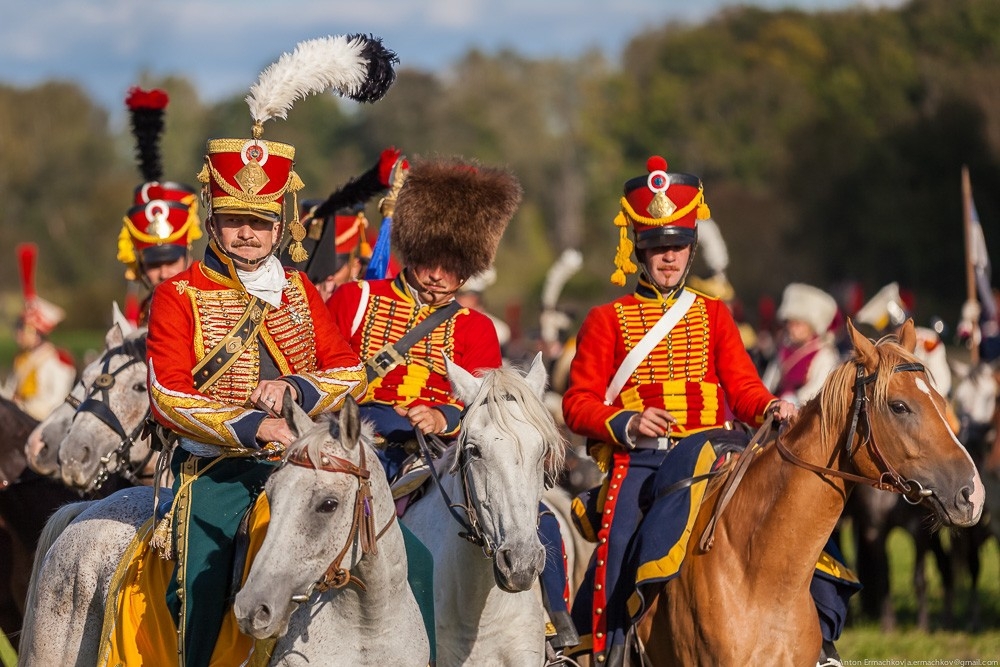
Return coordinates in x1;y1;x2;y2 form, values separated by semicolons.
775;361;935;504
65;337;153;493
284;442;395;598
701;360;933;552
416;428;498;560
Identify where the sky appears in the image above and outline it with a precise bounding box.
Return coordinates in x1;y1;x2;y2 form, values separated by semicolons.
1;0;903;124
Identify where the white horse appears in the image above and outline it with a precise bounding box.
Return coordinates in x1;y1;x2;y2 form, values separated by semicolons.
20;396;426;666
55;323;154;493
402;353;566;666
234;395;428;665
24;313;153;493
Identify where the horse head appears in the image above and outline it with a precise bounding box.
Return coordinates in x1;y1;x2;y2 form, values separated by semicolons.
445;352;565;592
234;394;393;640
830;318;984;527
56;323;151;491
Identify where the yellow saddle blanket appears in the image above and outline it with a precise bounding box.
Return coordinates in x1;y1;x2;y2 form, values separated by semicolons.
97;494;272;667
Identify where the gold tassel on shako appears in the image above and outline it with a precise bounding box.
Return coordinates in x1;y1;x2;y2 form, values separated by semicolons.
610;209;638;286
287;172;309;262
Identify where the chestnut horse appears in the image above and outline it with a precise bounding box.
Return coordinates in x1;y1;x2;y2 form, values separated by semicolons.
635;320;983;666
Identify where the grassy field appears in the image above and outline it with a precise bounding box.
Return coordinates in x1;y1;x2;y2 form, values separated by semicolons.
838;519;1000;661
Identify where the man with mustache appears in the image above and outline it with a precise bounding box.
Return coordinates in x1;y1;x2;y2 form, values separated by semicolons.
326;156;580;650
562;156;851;667
145;115;368;667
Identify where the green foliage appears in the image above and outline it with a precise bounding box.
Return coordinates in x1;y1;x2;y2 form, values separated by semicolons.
2;0;1000;337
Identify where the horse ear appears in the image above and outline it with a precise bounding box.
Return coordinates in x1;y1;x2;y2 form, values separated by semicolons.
446;356;481;404
339;395;361;451
105;322;125;349
111;302;135;337
847;317;878;370
524;352;548;400
897;318;917;353
281;387;313;439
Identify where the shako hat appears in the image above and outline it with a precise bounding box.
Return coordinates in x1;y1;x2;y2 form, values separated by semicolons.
198;34;398;263
119;87;202;279
610;155;711;285
17;243;65;336
392;157;522;280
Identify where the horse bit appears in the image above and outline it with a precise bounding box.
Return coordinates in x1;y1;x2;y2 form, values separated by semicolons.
284;442;396;602
65;337;153;493
776;360;936;505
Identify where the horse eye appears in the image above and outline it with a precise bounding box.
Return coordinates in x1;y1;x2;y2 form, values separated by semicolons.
464;443;482;460
889;401;910;415
133;383;146;393
317;498;339;513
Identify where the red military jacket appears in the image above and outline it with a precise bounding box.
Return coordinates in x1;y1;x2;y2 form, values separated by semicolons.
147;245;366;450
327;273;501;436
563;278;775;460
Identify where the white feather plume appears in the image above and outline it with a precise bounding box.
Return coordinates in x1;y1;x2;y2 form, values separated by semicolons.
246;35;369;125
542;248;583;310
697;218;729;274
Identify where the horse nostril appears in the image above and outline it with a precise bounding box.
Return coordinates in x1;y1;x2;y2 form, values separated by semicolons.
253;603;272;629
496;547;514;574
959;485;973;506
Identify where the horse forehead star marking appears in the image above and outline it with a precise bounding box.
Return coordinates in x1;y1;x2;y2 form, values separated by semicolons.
914;377;933;396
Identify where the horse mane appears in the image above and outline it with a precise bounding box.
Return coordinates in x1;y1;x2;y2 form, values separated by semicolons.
817;331;922;449
464;364;567;486
282;412;377;468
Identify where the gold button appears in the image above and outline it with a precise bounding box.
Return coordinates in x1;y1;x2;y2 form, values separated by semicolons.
595;584;602;590
596;607;603;615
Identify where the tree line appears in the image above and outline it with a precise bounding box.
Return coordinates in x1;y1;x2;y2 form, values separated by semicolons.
1;0;998;342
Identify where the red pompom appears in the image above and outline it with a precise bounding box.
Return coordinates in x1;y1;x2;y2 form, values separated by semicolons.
125;86;169;111
646;155;668;173
378;147;402;186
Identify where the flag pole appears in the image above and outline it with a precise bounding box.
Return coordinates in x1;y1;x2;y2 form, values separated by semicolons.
961;165;980;365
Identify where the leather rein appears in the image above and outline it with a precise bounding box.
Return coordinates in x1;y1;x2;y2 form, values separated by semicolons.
65;338;154;493
774;361;934;504
416;428;497;559
284;442;396;596
700;360;932;552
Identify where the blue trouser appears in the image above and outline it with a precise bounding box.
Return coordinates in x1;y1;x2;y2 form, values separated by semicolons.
166;448;275;667
538;501;569;615
572;443;855;660
570;448;666;655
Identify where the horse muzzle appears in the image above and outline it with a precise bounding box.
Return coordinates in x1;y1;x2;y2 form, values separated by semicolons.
492;542;545;592
923;469;985;528
233;597;293;640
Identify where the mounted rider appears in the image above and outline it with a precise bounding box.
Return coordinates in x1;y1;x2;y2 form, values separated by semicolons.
145;35;396;667
4;243;76;421
326;156;580;649
762;282;842;406
562;155;854;667
118;87;203;324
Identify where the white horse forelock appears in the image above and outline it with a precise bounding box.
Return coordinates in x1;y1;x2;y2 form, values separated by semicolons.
457;365;566;485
